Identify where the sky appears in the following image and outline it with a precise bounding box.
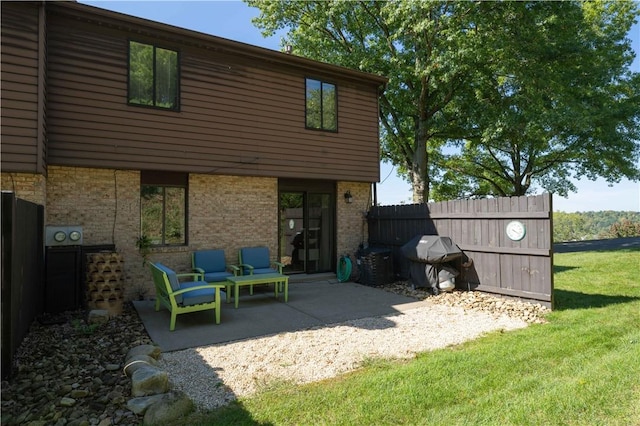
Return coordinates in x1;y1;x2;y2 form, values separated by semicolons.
81;0;640;212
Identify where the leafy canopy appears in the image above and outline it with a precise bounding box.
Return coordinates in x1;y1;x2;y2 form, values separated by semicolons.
248;0;640;202
435;1;640;199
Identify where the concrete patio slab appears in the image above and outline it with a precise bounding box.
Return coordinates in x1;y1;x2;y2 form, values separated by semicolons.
133;278;427;352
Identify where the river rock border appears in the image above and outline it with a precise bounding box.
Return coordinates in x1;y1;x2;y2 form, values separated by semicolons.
1;305;168;425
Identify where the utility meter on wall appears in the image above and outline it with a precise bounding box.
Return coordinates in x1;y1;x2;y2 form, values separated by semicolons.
69;230;82;242
45;226;84;246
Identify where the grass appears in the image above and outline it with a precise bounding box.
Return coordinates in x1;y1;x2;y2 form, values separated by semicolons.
174;249;640;425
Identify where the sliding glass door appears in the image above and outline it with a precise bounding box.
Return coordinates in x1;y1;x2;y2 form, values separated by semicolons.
280;192;305;273
279;186;334;274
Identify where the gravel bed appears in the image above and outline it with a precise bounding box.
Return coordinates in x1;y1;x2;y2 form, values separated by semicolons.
161;285;549;411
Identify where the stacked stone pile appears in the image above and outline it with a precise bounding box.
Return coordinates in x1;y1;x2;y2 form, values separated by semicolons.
430;290;549;324
381;281;549;324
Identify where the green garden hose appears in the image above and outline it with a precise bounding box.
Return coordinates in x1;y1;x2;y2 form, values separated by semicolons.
337;255;352;282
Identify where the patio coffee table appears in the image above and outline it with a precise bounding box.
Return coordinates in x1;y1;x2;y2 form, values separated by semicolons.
225;273;289;308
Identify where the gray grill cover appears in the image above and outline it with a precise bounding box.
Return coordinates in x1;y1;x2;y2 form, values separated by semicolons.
401;235;462;264
401;235;462;289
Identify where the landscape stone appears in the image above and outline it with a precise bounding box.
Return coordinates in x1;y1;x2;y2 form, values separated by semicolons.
87;310;109;325
123;354;158;377
125;345;161;362
142;391;194;425
59;397;76;407
126;394;165;415
131;366;169;397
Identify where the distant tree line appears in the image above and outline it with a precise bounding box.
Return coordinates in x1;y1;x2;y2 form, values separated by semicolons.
553;211;640;242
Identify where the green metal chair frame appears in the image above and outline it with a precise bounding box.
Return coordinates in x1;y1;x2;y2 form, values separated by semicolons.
149;262;225;331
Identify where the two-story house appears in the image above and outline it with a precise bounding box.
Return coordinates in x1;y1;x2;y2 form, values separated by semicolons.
1;1;387;300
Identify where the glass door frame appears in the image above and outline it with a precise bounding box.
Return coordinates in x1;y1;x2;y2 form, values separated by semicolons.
278;179;336;275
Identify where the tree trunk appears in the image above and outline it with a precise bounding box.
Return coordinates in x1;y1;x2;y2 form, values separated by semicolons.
411;119;430;203
411;172;428;203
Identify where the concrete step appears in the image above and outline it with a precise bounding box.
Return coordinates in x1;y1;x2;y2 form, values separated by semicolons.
287;272;336;283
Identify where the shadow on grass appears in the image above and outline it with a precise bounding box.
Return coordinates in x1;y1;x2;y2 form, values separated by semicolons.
553;237;640;253
553;265;579;274
193;400;274;425
553;289;639;311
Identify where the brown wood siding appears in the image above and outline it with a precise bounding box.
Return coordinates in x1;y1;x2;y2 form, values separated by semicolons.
1;2;45;174
44;8;383;183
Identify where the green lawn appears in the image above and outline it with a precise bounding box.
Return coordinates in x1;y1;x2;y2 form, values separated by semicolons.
177;249;640;425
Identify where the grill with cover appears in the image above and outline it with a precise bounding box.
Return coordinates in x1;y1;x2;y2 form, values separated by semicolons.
401;235;462;293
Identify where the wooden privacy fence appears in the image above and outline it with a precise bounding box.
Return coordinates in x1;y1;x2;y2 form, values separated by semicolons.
368;194;553;308
1;193;45;379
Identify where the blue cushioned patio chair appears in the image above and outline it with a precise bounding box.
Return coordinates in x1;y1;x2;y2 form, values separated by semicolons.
238;246;285;293
192;249;240;303
192;249;240;283
238;246;284;276
149;262;225;331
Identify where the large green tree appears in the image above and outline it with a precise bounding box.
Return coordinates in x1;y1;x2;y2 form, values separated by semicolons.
248;0;640;202
434;1;640;199
247;0;483;202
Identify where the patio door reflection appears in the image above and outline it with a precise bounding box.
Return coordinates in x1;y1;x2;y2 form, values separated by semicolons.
280;191;333;274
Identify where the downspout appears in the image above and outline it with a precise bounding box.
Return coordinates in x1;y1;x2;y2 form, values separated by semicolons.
37;1;47;176
374;80;386;208
372;182;377;206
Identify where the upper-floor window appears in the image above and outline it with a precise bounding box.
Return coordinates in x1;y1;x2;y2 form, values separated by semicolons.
306;78;337;131
129;41;179;110
140;171;187;246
